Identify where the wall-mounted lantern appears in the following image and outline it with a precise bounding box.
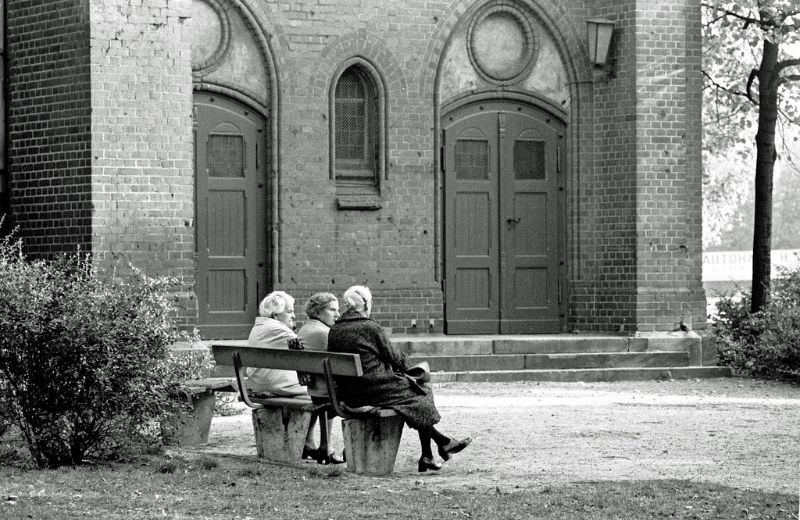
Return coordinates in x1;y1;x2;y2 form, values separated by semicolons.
586;18;615;67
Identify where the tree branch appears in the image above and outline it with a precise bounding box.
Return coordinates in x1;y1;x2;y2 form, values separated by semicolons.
746;68;759;104
702;70;751;99
776;58;800;75
700;2;761;25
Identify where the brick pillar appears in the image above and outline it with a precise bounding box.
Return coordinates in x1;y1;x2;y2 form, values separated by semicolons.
88;0;195;324
633;0;706;332
6;0;92;255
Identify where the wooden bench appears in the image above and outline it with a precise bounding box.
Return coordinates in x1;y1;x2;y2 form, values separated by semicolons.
211;344;404;475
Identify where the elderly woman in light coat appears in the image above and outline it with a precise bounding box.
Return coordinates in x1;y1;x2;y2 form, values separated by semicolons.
246;291;321;459
327;285;471;472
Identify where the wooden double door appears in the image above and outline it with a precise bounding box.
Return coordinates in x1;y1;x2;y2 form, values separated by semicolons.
194;92;268;338
443;102;565;334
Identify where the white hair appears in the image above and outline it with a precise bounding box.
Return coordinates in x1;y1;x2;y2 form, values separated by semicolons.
259;291;295;317
342;285;372;314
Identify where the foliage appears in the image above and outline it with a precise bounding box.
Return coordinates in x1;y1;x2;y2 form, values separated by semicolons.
705;161;800;250
702;1;800;153
163;349;214;384
712;264;800;381
0;231;190;468
702;1;800;310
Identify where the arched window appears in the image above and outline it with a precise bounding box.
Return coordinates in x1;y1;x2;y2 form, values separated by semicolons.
331;64;383;194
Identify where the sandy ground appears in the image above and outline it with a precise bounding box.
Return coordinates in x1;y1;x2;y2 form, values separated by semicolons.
193;377;800;495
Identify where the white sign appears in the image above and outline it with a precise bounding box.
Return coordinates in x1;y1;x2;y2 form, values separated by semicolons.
702;249;800;282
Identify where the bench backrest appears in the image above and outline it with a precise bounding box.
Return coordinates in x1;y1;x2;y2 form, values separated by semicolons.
211;344;363;377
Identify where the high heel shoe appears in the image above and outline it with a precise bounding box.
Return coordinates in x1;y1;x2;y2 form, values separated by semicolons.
301;446;319;461
418;456;442;472
438;437;472;461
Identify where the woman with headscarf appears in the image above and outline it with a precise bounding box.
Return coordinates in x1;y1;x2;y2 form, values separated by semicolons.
327;285;471;472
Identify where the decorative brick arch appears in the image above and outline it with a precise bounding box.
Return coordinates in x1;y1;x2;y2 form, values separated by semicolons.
421;0;588;98
313;30;409;100
192;0;283;117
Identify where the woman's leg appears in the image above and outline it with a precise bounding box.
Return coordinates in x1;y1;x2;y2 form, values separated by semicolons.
429;426;450;447
303;411;318;454
418;428;434;459
433;425;473;461
417;427;441;472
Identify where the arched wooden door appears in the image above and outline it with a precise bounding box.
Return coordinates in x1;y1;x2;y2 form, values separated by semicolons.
194;92;268;338
442;101;565;334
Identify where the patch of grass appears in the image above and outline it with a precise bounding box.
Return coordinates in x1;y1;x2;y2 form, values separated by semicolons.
156;460;178;474
0;456;796;519
195;456;218;470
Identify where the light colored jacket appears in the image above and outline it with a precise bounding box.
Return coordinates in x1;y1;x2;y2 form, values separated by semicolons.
296;318;330;398
245;317;307;396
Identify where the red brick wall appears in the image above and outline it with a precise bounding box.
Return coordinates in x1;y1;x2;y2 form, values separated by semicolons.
6;0;92;255
3;0;706;335
570;1;639;333
88;0;195;325
634;0;706;331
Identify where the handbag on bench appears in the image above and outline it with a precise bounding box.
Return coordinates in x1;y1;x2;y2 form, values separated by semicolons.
402;361;431;395
287;338;314;386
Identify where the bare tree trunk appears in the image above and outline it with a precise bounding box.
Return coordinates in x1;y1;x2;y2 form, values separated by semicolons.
750;38;780;312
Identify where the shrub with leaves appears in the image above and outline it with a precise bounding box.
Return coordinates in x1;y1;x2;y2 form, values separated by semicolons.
0;231;189;467
712;265;800;382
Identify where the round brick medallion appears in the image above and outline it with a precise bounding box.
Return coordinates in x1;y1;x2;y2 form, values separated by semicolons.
191;0;230;73
467;4;536;84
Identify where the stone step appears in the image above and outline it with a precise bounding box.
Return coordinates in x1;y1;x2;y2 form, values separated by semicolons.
202;332;725;382
429;366;732;383
393;335;667;355
411;351;690;372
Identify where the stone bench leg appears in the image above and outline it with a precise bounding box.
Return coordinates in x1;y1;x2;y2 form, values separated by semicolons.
162;390;217;447
252;406;312;464
342;411;404;475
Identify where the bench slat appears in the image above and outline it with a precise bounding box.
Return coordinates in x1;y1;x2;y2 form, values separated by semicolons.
211;345;363;377
249;396;314;408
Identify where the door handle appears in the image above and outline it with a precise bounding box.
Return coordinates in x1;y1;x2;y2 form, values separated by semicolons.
506;217;521;224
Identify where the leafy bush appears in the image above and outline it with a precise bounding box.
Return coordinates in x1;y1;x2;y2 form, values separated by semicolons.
712;266;800;381
0;232;190;467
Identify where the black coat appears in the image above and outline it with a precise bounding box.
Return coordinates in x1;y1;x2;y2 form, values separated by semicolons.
327;310;440;429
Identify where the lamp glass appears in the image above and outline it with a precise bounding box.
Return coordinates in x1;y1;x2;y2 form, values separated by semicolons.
587;18;614;66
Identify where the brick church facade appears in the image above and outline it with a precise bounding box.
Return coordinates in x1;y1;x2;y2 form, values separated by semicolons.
0;0;706;338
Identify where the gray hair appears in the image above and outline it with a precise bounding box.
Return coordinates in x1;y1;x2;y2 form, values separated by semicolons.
259;291;295;317
342;285;372;314
305;292;338;320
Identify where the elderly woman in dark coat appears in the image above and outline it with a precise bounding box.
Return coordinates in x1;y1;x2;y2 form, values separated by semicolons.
327;285;471;472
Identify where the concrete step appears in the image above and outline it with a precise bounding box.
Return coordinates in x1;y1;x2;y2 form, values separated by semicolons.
411;351;690;372
429;366;732;383
393;334;667;355
202;332;726;382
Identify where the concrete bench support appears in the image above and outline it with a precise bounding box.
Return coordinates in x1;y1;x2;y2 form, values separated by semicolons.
252;404;313;464
163;390;217;447
343;410;404;475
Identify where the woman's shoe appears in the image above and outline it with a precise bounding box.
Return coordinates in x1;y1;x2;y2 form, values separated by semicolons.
328;452;346;464
301;446;319;461
418;456;442;473
438;437;472;461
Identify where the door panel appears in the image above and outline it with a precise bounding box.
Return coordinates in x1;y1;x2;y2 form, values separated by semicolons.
500;111;561;332
444;114;500;333
444;102;564;334
195;92;267;338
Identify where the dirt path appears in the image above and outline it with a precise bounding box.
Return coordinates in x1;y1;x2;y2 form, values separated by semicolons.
197;377;800;495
